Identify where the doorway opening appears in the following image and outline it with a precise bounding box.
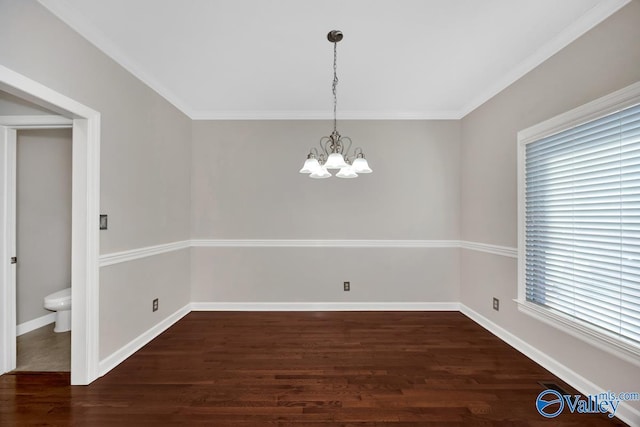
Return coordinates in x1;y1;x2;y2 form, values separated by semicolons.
0;65;100;385
13;127;72;372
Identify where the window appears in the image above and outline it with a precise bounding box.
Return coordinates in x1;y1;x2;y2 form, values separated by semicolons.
517;82;640;364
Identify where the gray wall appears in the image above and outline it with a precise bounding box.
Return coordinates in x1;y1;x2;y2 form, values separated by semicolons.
191;120;461;303
192;120;460;239
1;0;637;410
0;91;57;115
16;128;71;325
460;0;640;414
0;0;192;359
192;247;459;303
100;250;190;358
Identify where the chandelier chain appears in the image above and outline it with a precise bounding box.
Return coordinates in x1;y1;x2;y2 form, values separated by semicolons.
298;30;372;178
332;41;339;133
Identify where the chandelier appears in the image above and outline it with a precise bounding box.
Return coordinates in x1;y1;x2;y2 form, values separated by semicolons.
299;30;372;179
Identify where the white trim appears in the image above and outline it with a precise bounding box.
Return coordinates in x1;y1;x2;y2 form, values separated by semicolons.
0;67;101;119
96;301;456;376
518;81;640;145
191;239;460;249
191;302;460;312
90;295;640;425
37;0;196;119
99;240;190;267
0;115;72;128
92;296;638;426
460;241;517;258
39;0;628;121
193;239;515;254
0;126;17;374
458;0;630;117
516;80;640;378
16;313;56;336
70;116;101;386
96;239;518;269
190;110;462;121
516;300;640;367
0;65;101;385
460;304;640;426
98;304;191;376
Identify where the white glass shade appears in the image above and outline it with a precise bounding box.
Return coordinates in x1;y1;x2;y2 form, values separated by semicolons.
309;166;331;179
352;157;372;173
299;158;320;174
324;152;348;169
336;165;358;179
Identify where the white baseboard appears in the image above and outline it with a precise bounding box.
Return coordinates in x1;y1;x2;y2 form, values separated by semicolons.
191;239;461;248
16;313;56;336
460;304;640;427
190;301;460;312
98;303;191;376
97;301;457;377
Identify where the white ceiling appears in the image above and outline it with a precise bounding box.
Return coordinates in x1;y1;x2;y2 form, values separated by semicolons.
38;0;628;120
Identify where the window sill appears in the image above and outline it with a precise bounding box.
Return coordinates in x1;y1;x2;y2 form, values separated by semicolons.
515;299;640;367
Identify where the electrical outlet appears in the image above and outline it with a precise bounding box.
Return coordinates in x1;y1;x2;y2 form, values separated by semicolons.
344;281;350;291
493;297;500;311
152;298;159;312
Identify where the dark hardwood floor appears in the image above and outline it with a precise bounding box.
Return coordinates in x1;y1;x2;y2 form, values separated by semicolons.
0;311;629;426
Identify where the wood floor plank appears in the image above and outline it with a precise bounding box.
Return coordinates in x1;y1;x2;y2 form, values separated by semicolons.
0;311;630;426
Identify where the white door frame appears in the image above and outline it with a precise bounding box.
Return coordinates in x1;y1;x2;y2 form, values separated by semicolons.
0;65;101;385
0;125;17;373
0;117;72;374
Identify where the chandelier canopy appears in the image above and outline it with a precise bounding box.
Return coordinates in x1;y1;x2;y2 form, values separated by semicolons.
299;30;372;179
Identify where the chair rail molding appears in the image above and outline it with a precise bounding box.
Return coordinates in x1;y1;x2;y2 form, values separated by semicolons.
98;239;518;268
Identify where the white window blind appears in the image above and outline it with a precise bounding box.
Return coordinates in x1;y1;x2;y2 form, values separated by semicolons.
524;102;640;350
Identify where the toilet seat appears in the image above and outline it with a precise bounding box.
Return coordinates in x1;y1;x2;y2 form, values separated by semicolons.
44;287;71;310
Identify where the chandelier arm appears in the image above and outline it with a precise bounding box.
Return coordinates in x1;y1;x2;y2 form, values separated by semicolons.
353;147;364;158
319;136;331;157
341;137;353;160
323;138;334;157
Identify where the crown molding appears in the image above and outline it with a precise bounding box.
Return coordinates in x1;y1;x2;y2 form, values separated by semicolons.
39;0;629;122
38;0;196;119
189;110;463;121
458;0;630;117
41;0;458;121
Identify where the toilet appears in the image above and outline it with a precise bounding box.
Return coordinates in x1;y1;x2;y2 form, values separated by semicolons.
43;287;72;333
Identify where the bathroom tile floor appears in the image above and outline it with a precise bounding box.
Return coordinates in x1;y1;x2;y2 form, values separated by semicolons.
14;324;70;372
